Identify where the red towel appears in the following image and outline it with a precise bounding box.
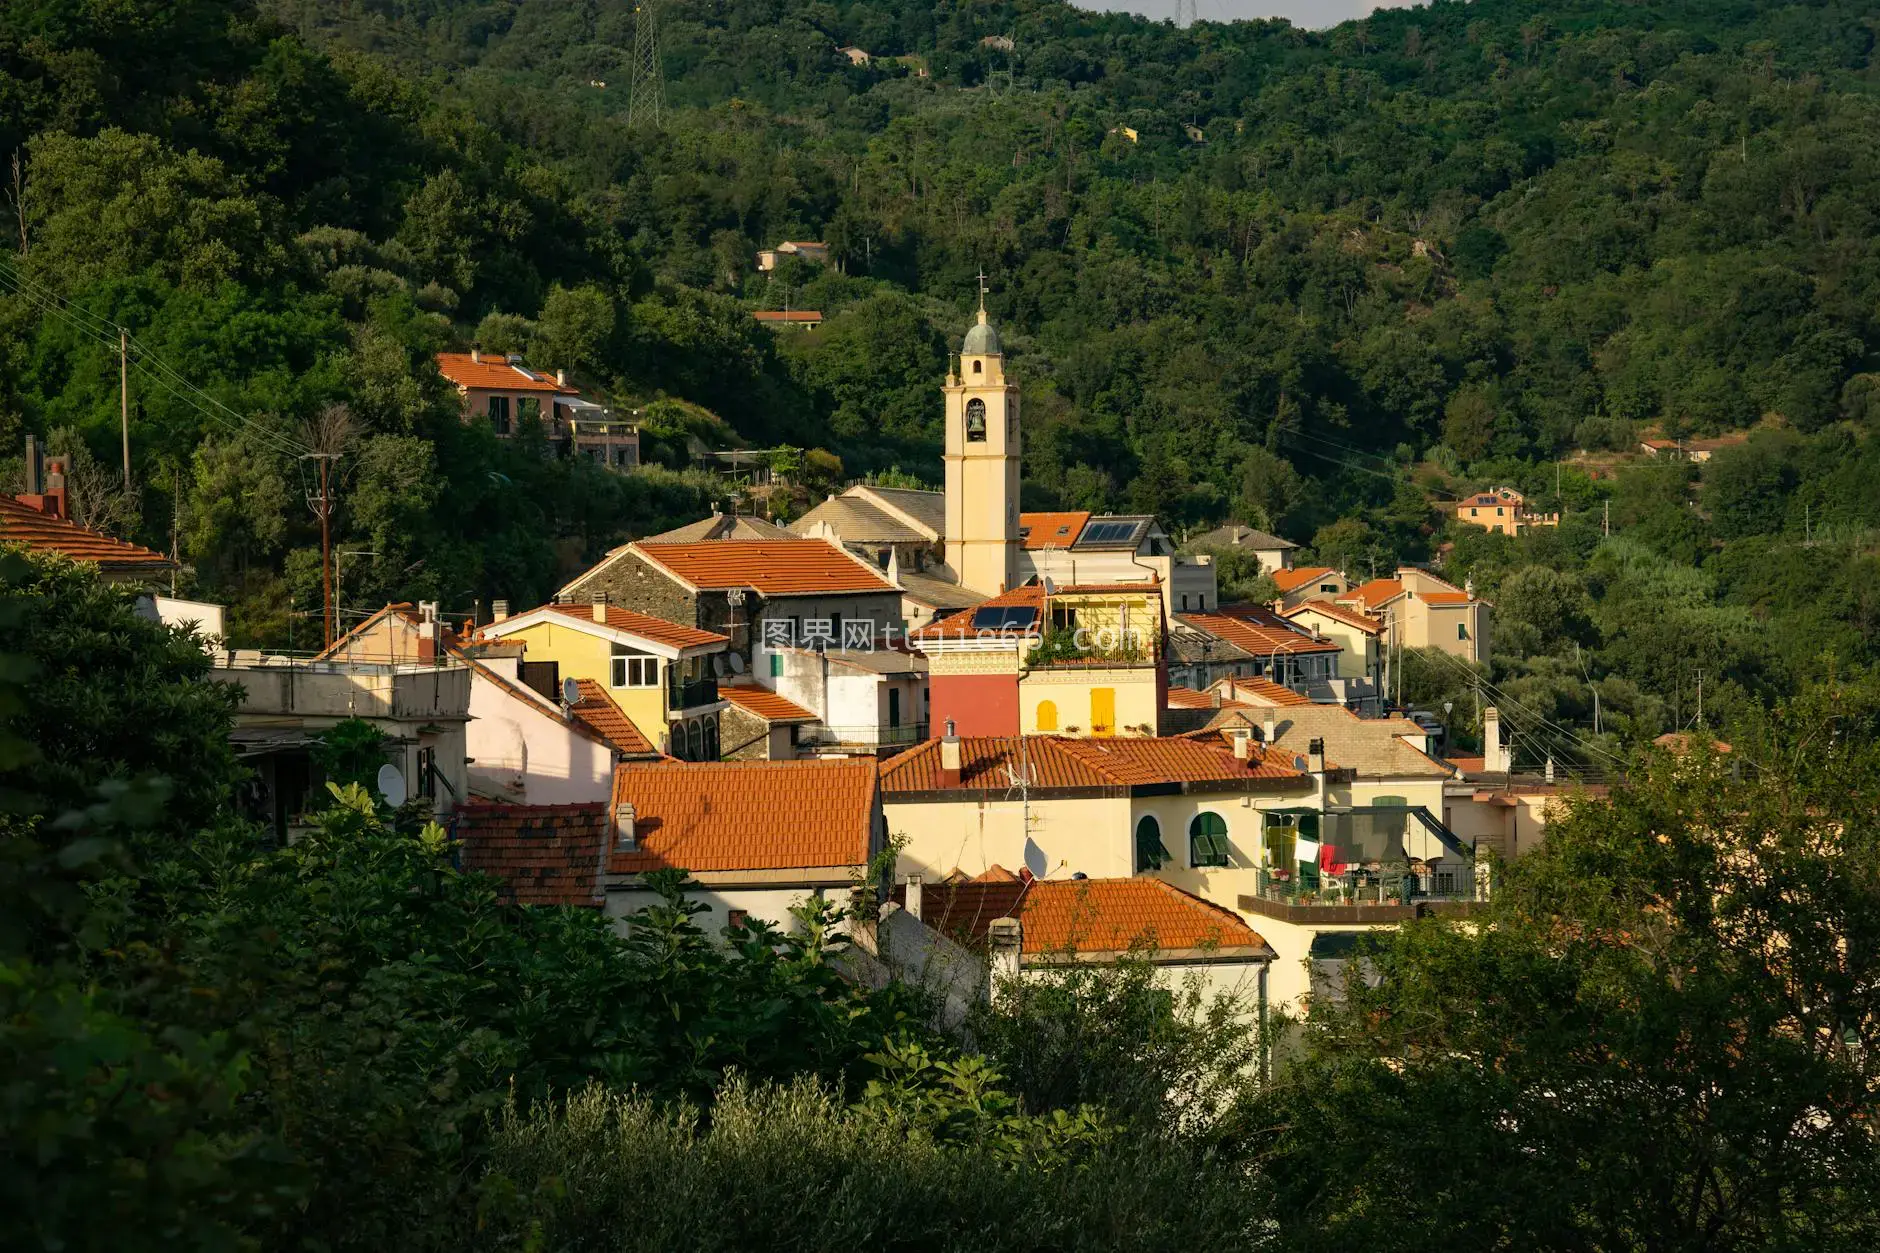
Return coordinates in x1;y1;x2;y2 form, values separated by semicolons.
1319;844;1348;876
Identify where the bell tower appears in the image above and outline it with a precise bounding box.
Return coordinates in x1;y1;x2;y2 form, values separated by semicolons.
943;275;1019;597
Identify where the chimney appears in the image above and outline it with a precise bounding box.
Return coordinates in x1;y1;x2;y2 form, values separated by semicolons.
1307;736;1325;774
1210;687;1223;709
1229;727;1252;761
22;434;39;495
471;348;481;364
592;595;608;624
492;599;510;623
41;455;69;519
904;873;923;921
613;801;637;850
556;368;568;387
1483;706;1507;773
988;917;1023;1000
418;618;439;664
1263;711;1277;745
939;720;962;787
1545;755;1556;785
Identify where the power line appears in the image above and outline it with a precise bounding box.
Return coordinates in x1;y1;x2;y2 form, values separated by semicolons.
1418;642;1624;769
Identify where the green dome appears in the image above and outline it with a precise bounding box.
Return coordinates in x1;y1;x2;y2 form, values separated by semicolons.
962;310;1002;356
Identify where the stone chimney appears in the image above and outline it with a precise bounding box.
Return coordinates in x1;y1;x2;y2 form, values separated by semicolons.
613;801;637;850
1229;727;1252;761
1263;711;1277;746
592;595;608;624
556;368;568;387
987;917;1022;1002
1307;736;1325;774
939;720;962;787
1483;706;1507;773
904;873;923;921
40;455;70;520
471;347;482;364
1210;687;1223;709
491;599;510;623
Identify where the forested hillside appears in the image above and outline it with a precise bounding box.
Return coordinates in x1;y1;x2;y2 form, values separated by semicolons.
1;0;1876;735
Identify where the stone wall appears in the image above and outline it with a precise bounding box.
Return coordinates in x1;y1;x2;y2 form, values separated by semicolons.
564;551;698;630
719;704;775;761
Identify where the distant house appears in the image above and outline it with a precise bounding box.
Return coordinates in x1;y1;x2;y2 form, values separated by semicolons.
1270;565;1348;609
1183;122;1205;143
754;241;832;272
1186;522;1297;575
751;309;823;330
1341;567;1490;666
1454;486;1558;537
434;351;639;469
1639;434;1749;463
5;442;174;585
980;35;1015;52
836;46;870;65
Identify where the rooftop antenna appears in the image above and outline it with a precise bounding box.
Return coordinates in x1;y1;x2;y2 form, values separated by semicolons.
628;1;665;130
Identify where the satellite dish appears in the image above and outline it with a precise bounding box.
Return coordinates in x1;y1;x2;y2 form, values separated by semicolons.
376;764;408;808
727;653;745;674
712;654;728;677
562;676;582;706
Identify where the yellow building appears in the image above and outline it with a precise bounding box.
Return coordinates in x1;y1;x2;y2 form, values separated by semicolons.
477;600;729;759
1342;567;1492;666
942;300;1020;597
1454;486;1557;537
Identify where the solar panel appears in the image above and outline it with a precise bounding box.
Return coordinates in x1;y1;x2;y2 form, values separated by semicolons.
971;605;1039;631
1079;520;1140;545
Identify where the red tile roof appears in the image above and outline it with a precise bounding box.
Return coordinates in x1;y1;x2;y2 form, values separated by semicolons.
1271;566;1338;594
435;351;570;393
1341;578;1406;610
0;495;173;572
1165;686;1245;710
454;803;608;907
1214;677;1312;707
1018;511;1090;550
879;734;1304;793
1177;611;1341;656
719;683;817;723
753;310;823;323
1419;591;1472;606
567;680;660;757
909;877;1269;956
610;758;878;873
633;540;896;596
542;602;728;649
1283;600;1383;635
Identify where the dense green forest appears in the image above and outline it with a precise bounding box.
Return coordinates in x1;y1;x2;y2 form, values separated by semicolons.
2;0;1877;742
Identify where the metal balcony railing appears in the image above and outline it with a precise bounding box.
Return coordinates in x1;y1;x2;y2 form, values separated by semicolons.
667;676;719;709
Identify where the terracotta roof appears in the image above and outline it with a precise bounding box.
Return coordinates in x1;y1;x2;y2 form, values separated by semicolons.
567;680;660;757
1419;591;1472;606
435;352;570;393
879;734;1303;793
1654;732;1732;756
1018;511;1090;550
753;309;823;323
610;758;878;873
1341;578;1406;610
0;496;173;572
1177;611;1340;657
633;540;896;596
1271;566;1338;594
909;877;1269;956
647;513;797;542
719;683;817;723
1213;676;1312;707
1282;600;1383;635
454;803;608;907
542;602;727;649
1165;686;1245;710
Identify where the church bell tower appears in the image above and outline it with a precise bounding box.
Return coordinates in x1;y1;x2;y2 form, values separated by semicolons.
943;280;1019;597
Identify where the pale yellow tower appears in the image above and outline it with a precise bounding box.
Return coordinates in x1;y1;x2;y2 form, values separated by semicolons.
943;291;1019;597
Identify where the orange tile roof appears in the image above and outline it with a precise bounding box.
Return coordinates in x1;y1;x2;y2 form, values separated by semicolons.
719;683;817;723
1340;577;1405;610
1214;676;1312;707
542;602;728;649
633;540;895;596
0;495;173;572
1177;611;1341;656
454;803;609;907
1271;566;1337;594
879;734;1303;793
1018;511;1090;550
434;351;570;393
1419;591;1472;606
610;758;878;873
908;878;1269;956
1282;600;1383;635
1165;686;1246;710
567;680;660;757
753;309;823;323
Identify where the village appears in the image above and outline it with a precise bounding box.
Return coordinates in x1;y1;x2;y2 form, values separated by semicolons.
10;296;1606;1032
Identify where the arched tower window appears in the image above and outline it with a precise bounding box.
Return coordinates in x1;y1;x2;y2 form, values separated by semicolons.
965;397;987;441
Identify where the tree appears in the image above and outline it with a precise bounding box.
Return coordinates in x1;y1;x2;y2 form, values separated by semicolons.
1441;386;1496;463
534;283;615;373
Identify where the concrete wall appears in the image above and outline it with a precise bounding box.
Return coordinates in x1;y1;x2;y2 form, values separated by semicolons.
465;675;615;804
1019;666;1160;737
605;883;847;939
929;671;1020;737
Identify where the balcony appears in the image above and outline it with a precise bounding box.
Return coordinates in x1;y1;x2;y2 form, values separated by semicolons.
216;651;472;722
797;721;929;750
1236;806;1485;924
667;675;720;710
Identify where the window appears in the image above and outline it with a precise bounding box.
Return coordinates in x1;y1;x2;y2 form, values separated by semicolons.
965;397;987;441
830;612;843;640
1319;582;1337;593
1135;815;1169;872
416;746;436;800
488;395;511;435
1469;507;1477;517
770;652;783;678
1180;594;1190;611
1189;812;1231;868
1035;699;1058;732
611;644;658;688
1457;622;1469;641
888;688;902;728
703;719;719;761
518;396;540;424
972;360;982;374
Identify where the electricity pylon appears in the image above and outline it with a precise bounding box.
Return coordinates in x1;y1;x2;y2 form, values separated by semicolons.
628;1;665;129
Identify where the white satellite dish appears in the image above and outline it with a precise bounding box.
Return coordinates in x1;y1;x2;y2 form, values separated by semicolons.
727;653;745;674
561;676;582;706
376;763;408;808
711;654;728;677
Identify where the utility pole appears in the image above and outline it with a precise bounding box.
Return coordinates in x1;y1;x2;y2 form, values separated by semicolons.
119;328;131;488
1603;499;1609;537
1694;669;1705;728
302;453;342;647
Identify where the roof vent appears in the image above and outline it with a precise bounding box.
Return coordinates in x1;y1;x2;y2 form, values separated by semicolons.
613;802;637;850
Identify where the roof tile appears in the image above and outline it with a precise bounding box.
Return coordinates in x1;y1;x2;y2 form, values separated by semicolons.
1017;511;1090;550
718;683;818;723
611;758;878;873
908;877;1268;955
0;496;172;571
568;680;660;757
879;734;1303;793
634;540;896;596
435;352;571;393
455;803;609;907
542;602;728;649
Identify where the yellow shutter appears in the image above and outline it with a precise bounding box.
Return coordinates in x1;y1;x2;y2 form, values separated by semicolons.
1091;688;1115;737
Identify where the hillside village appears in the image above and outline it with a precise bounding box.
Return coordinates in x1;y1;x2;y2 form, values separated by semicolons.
21;300;1598;1026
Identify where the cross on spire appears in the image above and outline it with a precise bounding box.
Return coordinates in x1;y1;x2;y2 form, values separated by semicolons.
976;269;988;312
